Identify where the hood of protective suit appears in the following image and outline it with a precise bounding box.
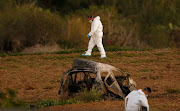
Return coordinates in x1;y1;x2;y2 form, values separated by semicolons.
94;16;100;20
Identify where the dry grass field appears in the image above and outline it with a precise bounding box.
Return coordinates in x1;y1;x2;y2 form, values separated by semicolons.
0;48;180;110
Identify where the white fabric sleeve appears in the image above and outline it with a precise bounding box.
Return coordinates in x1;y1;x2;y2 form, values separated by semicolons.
140;96;149;111
88;20;99;36
124;96;128;110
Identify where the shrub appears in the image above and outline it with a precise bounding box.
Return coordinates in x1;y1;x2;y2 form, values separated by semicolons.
0;2;64;53
139;24;173;48
74;88;104;103
57;15;89;49
0;89;26;108
37;99;79;108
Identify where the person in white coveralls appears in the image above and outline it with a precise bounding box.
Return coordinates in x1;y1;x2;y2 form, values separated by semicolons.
82;15;106;58
125;87;151;111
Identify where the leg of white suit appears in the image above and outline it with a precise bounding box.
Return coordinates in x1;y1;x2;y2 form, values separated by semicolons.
85;37;95;55
94;36;106;57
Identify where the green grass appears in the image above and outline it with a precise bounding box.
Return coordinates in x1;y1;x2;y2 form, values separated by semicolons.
55;49;86;54
141;69;154;72
4;58;22;63
51;62;57;66
0;67;5;69
141;59;155;63
41;56;72;61
140;76;147;79
115;52;138;57
124;59;155;63
166;88;180;94
0;53;42;57
5;58;13;62
0;89;28;109
37;88;104;108
176;51;180;55
0;47;153;57
154;52;170;56
0;54;6;57
162;105;167;107
149;75;160;80
11;65;20;69
104;47;152;52
9;53;42;56
37;99;82;108
99;52;150;60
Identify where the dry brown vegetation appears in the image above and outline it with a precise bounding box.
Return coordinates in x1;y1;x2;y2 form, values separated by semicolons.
0;49;180;110
1;0;180;53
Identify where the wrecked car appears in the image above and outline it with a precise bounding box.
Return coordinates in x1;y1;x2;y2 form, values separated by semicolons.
58;58;136;99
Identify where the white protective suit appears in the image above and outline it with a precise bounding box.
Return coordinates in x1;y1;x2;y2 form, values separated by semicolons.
85;16;106;57
125;89;149;111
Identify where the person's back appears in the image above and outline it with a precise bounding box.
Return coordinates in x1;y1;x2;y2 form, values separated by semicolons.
125;90;140;111
125;88;151;111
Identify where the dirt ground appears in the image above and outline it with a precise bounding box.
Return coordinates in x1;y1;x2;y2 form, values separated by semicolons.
0;49;180;111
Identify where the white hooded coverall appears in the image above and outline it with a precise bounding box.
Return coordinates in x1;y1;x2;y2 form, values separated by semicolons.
85;16;106;57
125;89;149;111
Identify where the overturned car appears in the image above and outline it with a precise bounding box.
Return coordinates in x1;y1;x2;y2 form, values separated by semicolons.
58;58;136;99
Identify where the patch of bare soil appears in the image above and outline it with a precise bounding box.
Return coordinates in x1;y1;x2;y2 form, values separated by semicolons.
43;100;125;111
0;49;180;110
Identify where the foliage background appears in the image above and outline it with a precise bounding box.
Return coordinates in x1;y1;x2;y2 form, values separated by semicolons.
0;0;180;53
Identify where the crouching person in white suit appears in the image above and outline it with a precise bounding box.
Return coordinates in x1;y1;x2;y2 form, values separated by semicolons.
82;15;106;58
125;87;151;111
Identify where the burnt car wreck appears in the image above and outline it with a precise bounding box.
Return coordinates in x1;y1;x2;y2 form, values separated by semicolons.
58;58;136;99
